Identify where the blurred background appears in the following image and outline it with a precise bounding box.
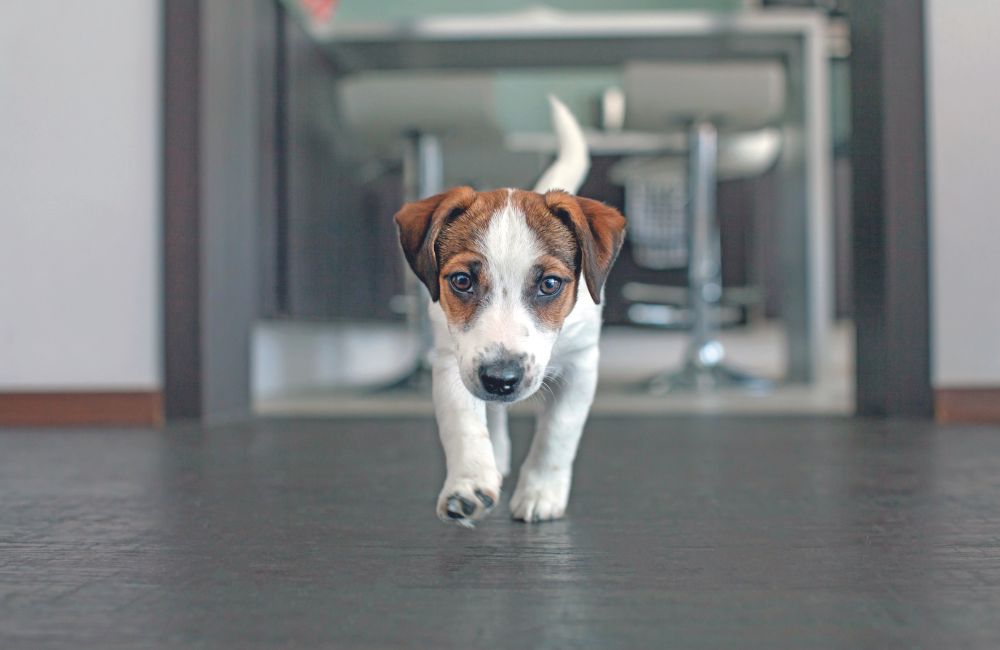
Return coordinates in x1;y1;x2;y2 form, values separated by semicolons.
1;0;996;425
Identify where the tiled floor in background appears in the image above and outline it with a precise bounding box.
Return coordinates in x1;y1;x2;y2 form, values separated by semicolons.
257;322;853;416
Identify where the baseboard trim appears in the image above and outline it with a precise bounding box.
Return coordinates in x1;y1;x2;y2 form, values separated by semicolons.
935;388;1000;424
0;391;163;427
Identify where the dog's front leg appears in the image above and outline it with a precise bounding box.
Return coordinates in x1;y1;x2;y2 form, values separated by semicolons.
432;354;502;526
486;404;511;477
510;345;599;522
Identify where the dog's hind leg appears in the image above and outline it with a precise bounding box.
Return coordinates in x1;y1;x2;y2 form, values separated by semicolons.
510;345;599;522
486;404;511;477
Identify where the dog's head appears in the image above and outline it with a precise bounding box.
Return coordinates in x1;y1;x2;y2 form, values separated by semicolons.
395;187;625;403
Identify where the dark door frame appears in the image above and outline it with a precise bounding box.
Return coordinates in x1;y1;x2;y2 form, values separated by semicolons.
162;0;202;421
847;0;933;417
163;0;274;423
162;0;934;421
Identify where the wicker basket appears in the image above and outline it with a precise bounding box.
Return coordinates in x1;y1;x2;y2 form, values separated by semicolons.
610;156;688;271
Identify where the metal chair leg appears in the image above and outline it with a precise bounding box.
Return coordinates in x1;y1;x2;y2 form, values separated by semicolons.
647;121;773;395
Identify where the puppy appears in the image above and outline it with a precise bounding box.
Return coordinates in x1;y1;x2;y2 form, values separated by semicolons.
394;97;625;526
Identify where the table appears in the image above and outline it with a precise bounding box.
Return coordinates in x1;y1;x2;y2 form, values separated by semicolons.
318;9;834;383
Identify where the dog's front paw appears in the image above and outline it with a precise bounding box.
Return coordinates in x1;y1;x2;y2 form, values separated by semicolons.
436;472;501;528
510;468;571;523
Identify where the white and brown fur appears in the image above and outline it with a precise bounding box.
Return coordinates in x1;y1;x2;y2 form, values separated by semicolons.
394;97;626;526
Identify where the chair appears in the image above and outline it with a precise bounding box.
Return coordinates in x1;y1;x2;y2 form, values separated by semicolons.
622;61;785;392
336;72;505;389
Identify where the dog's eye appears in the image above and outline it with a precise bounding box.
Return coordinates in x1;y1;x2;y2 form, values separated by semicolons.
539;276;563;296
449;273;473;293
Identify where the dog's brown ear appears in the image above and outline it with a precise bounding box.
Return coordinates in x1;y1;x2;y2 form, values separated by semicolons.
394;186;476;302
544;190;626;304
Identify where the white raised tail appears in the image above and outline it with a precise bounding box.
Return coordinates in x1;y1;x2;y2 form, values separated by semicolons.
532;95;590;195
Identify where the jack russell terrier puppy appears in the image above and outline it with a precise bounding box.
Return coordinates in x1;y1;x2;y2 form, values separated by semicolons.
394;97;625;526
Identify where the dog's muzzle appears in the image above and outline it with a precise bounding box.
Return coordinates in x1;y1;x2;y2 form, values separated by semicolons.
478;359;524;397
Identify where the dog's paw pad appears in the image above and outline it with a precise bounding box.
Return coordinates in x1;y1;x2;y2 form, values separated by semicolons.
474;489;495;509
446;495;476;518
437;482;499;527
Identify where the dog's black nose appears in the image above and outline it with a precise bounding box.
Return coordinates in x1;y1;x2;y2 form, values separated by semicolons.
479;360;524;396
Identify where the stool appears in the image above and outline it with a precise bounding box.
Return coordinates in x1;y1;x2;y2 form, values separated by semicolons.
336;72;504;390
623;61;785;392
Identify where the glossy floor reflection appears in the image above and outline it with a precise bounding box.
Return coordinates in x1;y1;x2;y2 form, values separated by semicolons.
2;416;999;649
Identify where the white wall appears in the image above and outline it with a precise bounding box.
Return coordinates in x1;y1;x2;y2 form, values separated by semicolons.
926;0;1000;388
0;2;160;389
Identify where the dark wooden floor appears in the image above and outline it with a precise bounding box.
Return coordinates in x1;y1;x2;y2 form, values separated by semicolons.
2;416;1000;649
